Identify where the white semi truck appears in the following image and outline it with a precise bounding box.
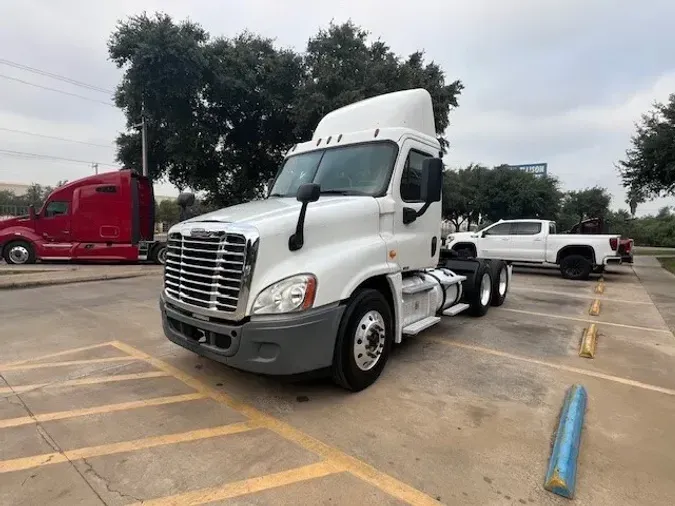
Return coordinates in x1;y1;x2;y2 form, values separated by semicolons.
160;89;511;391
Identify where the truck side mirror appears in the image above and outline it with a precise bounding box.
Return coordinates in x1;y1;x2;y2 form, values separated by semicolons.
403;158;443;225
289;183;320;251
420;158;443;203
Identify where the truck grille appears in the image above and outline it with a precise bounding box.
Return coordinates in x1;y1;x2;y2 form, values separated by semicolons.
164;231;249;315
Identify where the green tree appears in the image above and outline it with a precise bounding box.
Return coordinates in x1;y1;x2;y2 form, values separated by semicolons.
557;186;612;230
293;21;463;152
156;199;180;225
108;14;463;206
618;94;675;198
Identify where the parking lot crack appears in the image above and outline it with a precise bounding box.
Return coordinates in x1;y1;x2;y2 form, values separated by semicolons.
0;371;109;506
80;457;142;503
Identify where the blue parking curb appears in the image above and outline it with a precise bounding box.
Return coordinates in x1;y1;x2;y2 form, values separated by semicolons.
544;384;587;499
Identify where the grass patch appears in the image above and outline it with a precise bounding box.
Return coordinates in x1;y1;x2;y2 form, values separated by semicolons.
658;257;675;275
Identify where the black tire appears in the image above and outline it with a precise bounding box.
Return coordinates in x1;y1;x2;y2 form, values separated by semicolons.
467;261;493;316
560;254;592;280
332;289;393;392
489;260;509;307
454;245;475;258
150;243;167;265
2;240;36;265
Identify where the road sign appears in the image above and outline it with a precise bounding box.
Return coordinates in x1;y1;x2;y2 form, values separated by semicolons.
508;163;548;178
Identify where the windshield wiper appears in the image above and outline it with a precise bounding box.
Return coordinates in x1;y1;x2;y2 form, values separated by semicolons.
268;193;287;197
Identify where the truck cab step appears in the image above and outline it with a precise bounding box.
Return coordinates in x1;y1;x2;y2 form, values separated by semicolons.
402;316;441;336
442;303;470;317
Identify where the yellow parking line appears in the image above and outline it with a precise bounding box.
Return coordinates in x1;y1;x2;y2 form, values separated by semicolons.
499;308;672;333
0;357;137;372
0;371;169;396
0;342;119;369
0;421;257;474
0;392;205;429
110;340;441;506
130;461;342;506
428;338;675;396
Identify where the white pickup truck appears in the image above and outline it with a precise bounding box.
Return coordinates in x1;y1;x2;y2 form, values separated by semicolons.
445;219;621;280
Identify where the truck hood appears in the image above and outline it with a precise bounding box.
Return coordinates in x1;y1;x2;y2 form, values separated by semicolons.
447;231;478;241
181;196;374;236
0;216;28;229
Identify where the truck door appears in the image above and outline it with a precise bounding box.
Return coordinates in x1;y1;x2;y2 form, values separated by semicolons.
36;200;72;243
511;221;545;261
480;222;514;259
392;139;440;271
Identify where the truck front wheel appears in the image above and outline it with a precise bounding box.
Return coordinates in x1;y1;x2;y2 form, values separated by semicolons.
332;289;393;392
560;254;592;280
3;240;36;265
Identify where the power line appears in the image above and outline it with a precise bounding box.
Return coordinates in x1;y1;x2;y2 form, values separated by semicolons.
0;127;114;149
0;148;119;168
0;59;114;94
0;74;116;107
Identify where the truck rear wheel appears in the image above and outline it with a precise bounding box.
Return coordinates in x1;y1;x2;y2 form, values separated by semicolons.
150;243;167;265
490;260;509;307
560;254;592;280
467;262;493;316
332;288;393;392
3;240;36;265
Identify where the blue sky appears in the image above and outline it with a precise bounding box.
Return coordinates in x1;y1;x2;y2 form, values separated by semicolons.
0;0;673;215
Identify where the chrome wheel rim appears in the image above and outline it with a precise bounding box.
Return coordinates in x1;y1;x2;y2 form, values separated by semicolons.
8;245;29;264
498;268;508;296
480;273;492;306
157;247;167;265
353;310;385;371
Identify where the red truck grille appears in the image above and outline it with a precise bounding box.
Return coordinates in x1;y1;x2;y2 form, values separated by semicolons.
164;232;248;314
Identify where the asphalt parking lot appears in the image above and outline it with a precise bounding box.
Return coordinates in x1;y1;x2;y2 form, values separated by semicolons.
1;262;674;505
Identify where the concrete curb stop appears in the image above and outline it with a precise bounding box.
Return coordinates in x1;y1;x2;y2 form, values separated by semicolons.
588;299;601;316
579;325;598;358
544;384;588;499
0;271;163;290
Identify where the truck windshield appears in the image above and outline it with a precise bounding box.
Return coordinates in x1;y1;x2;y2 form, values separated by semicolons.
269;142;398;198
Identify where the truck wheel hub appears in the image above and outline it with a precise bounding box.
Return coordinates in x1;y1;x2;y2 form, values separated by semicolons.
480;273;491;306
498;268;508;296
354;310;385;371
9;245;29;264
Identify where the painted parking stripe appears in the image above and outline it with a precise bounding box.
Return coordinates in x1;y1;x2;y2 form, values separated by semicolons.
0;356;137;372
498;307;672;333
0;421;258;474
544;384;587;498
428;339;675;397
0;392;205;429
130;461;342;506
0;371;169;396
0;342;117;369
110;340;441;506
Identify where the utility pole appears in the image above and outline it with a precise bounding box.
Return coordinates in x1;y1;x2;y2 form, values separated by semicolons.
92;162;98;175
133;101;149;177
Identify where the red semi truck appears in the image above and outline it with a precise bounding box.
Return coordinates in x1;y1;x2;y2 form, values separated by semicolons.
0;169;168;265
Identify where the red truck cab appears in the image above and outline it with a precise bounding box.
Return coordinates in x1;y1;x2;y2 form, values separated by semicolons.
0;169;167;265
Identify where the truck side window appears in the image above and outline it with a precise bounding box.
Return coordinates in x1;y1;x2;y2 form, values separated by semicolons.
400;149;433;202
96;185;117;193
514;222;542;235
484;223;512;236
549;223;556;235
43;201;69;218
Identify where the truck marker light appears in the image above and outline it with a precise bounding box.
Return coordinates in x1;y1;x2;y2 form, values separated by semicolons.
302;276;317;310
389;250;397;259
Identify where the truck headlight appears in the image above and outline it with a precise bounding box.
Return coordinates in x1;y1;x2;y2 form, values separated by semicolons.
252;274;317;315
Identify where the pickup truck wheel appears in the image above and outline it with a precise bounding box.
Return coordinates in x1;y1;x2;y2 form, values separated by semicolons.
490;260;509;306
332;288;393;392
560;254;592;280
467;262;493;316
3;240;36;265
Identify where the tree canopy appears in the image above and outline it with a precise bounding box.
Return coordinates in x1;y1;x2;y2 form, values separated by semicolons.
618;94;675;199
109;13;463;206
